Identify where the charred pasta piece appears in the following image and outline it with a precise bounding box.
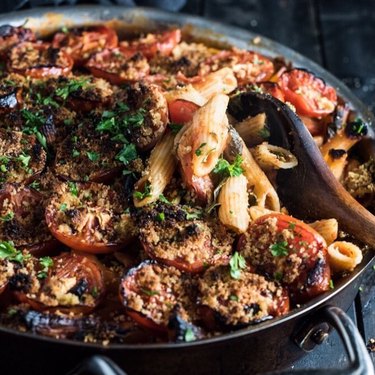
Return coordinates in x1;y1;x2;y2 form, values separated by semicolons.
135;203;234;273
45;182;135;253
120;260;197;335
120;29;181;59
14;252;105;314
0;129;46;186
0;25;35;57
197;265;289;330
0;184;58;256
8;42;73;78
86;49;150;85
238;213;331;303
52;25;118;65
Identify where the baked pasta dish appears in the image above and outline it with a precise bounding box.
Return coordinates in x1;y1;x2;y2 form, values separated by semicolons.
0;23;369;344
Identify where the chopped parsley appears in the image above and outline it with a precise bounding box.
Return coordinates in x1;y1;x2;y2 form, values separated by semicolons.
21;109;48;150
0;241;25;264
55;77;90;100
270;241;289;257
329;279;334;289
229;252;246;279
288;222;296;230
141;288;159;296
156;212;165;222
345;118;368;138
86;151;100;162
29;180;41;191
213;155;243;178
18;153;31;170
68;181;79;197
229;294;239;302
133;182;152;201
184;208;202;220
72;149;80;158
195;143;207;156
116;143;137;166
258;126;270;139
274;271;283;281
59;203;68;212
169;123;183;134
184;328;196;342
0;211;14;222
158;194;171;205
37;256;53;279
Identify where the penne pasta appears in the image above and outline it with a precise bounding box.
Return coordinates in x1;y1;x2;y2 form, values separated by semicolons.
320;131;361;181
192;67;238;100
249;205;275;221
309;218;338;245
190;94;230;177
235;113;268;147
164;84;207;107
251;142;298;170
134;132;177;207
218;174;250;233
241;143;281;211
327;241;363;273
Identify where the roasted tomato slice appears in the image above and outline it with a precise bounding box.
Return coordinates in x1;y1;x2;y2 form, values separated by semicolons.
197;265;289;330
117;83;169;151
120;29;181;59
136;203;234;273
202;49;274;85
8;42;73;78
278;69;337;118
238;213;331;303
253;82;285;102
45;182;135;253
120;260;196;334
0;25;35;57
14;252;105;314
168;99;200;124
0;184;58;256
86;49;150;85
54;124;123;183
0;130;46;186
52;25;118;65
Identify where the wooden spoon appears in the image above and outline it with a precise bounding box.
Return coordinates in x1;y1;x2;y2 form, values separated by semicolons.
228;92;375;247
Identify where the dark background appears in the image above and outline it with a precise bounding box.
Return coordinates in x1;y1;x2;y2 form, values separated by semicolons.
0;0;374;372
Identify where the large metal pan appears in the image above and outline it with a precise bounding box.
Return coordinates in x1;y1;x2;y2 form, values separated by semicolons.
0;6;374;375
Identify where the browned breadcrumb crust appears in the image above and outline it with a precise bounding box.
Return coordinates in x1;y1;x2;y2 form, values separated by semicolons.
0;184;54;247
240;217;325;285
136;203;234;268
198;265;288;327
46;182;135;244
344;159;375;198
122;261;196;326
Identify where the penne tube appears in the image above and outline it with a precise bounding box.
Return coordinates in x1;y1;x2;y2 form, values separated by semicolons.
164;84;207;107
241;144;280;211
190;94;230;177
248;205;275;221
309;218;338;245
327;241;363;273
320;131;361;181
251;142;298;170
218;174;250;233
134;132;177;207
235;113;268;147
192;67;238;100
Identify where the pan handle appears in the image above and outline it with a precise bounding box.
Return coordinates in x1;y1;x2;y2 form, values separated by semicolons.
67;355;128;375
265;305;374;375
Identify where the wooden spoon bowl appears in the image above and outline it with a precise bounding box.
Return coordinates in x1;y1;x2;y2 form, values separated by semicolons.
228;92;375;247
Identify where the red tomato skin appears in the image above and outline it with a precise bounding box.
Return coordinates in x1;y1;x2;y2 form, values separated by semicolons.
258;82;285;102
279;69;337;118
168;100;200;124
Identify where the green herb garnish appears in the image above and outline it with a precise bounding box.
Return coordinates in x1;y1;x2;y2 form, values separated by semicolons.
133;182;152;201
0;241;25;264
87;151;100;162
195;142;207;156
156;212;165;222
141;288;159;296
169;123;183;134
229;252;246;279
184;328;196;342
37;256;53;279
116;143;137;166
213;155;243;177
68;181;79;197
55;77;90;100
0;211;14;222
270;241;289;257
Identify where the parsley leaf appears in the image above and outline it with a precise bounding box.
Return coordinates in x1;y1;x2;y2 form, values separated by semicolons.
156;212;165;222
0;241;25;264
213;155;243;177
37;256;53;279
141;288;159;296
59;203;68;212
270;241;289;257
158;194;171;205
116;143;137;165
184;328;196;342
169;123;183;134
133;182;152;201
68;181;79;197
195;143;207;156
87;151;100;162
21;109;48;151
0;211;14;222
229;252;246;279
55;77;90;100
